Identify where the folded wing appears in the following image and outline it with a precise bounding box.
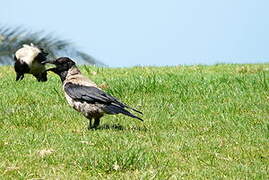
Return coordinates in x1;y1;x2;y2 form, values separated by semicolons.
64;82;143;121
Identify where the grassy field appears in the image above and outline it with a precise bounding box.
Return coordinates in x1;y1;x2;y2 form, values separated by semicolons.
0;64;268;179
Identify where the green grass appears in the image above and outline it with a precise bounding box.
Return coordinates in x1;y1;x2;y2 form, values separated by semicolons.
0;64;268;179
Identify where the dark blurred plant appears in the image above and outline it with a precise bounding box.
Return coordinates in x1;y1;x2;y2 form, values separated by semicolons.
0;25;105;66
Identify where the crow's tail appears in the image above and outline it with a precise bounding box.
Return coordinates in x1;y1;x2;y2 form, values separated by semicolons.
125;105;143;115
104;104;143;121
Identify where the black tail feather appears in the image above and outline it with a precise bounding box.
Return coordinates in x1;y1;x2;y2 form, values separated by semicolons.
126;105;143;115
104;104;143;121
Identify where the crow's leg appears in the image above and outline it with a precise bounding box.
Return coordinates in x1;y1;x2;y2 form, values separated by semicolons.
92;118;100;129
87;118;93;130
34;73;47;82
16;73;24;81
33;74;40;82
40;71;48;82
35;72;47;82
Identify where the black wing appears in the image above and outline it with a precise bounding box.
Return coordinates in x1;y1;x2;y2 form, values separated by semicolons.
64;82;143;114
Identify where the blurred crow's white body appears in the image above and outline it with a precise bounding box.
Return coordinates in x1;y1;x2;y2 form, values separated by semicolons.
14;44;48;81
43;57;143;129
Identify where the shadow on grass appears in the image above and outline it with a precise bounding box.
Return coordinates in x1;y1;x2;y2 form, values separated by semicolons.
96;123;148;132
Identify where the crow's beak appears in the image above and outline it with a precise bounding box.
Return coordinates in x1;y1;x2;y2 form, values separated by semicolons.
41;59;55;65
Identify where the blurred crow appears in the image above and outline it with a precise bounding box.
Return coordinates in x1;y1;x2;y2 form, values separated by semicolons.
42;57;143;129
14;43;48;81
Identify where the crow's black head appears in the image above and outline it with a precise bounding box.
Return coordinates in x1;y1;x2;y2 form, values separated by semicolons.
42;57;75;68
42;57;76;81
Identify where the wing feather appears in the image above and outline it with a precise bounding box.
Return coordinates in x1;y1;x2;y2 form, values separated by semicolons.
64;82;141;113
64;82;143;120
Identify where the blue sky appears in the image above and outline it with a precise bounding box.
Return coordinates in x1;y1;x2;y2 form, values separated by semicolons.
1;0;269;67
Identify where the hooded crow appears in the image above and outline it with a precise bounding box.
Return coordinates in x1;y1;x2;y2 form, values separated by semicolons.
14;43;48;81
42;57;143;129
